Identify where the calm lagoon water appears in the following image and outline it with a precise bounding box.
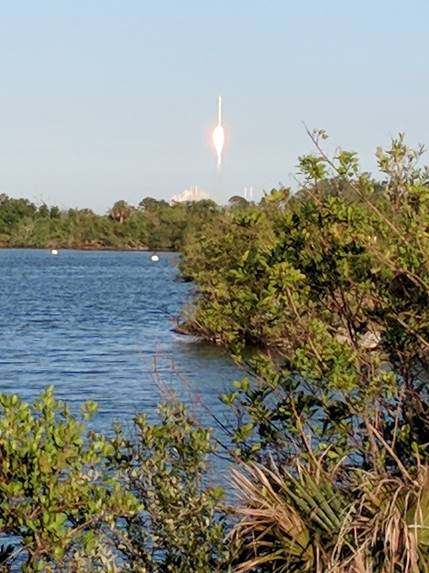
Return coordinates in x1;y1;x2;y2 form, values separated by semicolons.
0;249;240;432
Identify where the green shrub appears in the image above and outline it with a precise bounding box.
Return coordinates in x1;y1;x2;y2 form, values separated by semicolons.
0;390;232;572
0;387;138;572
110;402;232;572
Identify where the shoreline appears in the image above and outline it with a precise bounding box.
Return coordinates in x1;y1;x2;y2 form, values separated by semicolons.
0;245;177;253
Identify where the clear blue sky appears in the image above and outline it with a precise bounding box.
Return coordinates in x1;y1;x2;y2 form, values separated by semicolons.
0;0;428;212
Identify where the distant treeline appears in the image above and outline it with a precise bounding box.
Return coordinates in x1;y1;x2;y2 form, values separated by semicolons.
0;194;250;251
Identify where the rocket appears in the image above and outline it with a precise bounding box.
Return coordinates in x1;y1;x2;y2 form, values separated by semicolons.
212;96;225;169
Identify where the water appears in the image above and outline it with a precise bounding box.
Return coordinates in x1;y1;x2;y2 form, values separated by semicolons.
0;249;240;432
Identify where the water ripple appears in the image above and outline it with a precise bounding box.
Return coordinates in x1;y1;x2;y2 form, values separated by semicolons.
0;249;239;431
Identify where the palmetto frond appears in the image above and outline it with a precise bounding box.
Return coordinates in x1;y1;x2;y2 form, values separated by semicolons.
230;462;429;573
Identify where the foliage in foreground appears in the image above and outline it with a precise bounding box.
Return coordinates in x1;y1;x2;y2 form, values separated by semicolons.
110;402;231;572
182;133;429;464
3;387;429;572
232;460;429;573
0;389;229;572
181;133;429;571
0;387;138;572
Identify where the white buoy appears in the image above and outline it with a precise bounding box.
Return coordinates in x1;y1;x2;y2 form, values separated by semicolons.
51;249;59;256
150;254;159;262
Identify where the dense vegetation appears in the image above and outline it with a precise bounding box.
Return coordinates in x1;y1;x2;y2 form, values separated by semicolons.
0;389;229;572
3;133;429;571
0;195;220;251
180;132;429;571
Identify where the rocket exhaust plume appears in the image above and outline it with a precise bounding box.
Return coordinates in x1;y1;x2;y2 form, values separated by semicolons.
212;96;225;169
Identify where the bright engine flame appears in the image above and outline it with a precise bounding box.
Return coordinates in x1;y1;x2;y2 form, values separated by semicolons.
213;125;225;169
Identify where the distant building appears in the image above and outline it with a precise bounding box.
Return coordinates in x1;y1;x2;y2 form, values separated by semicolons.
170;185;209;204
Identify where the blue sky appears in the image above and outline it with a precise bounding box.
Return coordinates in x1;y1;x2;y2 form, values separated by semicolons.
0;0;428;212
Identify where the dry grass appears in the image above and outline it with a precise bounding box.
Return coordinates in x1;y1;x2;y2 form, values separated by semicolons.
230;461;429;573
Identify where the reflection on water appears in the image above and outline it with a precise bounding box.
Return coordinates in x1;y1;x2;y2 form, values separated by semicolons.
0;249;240;432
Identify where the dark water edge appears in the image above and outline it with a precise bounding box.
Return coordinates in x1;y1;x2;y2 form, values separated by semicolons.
0;245;175;252
0;249;241;434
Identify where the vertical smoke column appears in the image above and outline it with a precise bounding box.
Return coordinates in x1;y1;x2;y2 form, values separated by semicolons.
212;96;225;169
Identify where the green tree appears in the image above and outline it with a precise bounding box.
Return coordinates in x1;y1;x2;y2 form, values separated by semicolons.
37;203;50;218
49;206;61;219
181;134;429;570
0;388;138;572
109;201;133;224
